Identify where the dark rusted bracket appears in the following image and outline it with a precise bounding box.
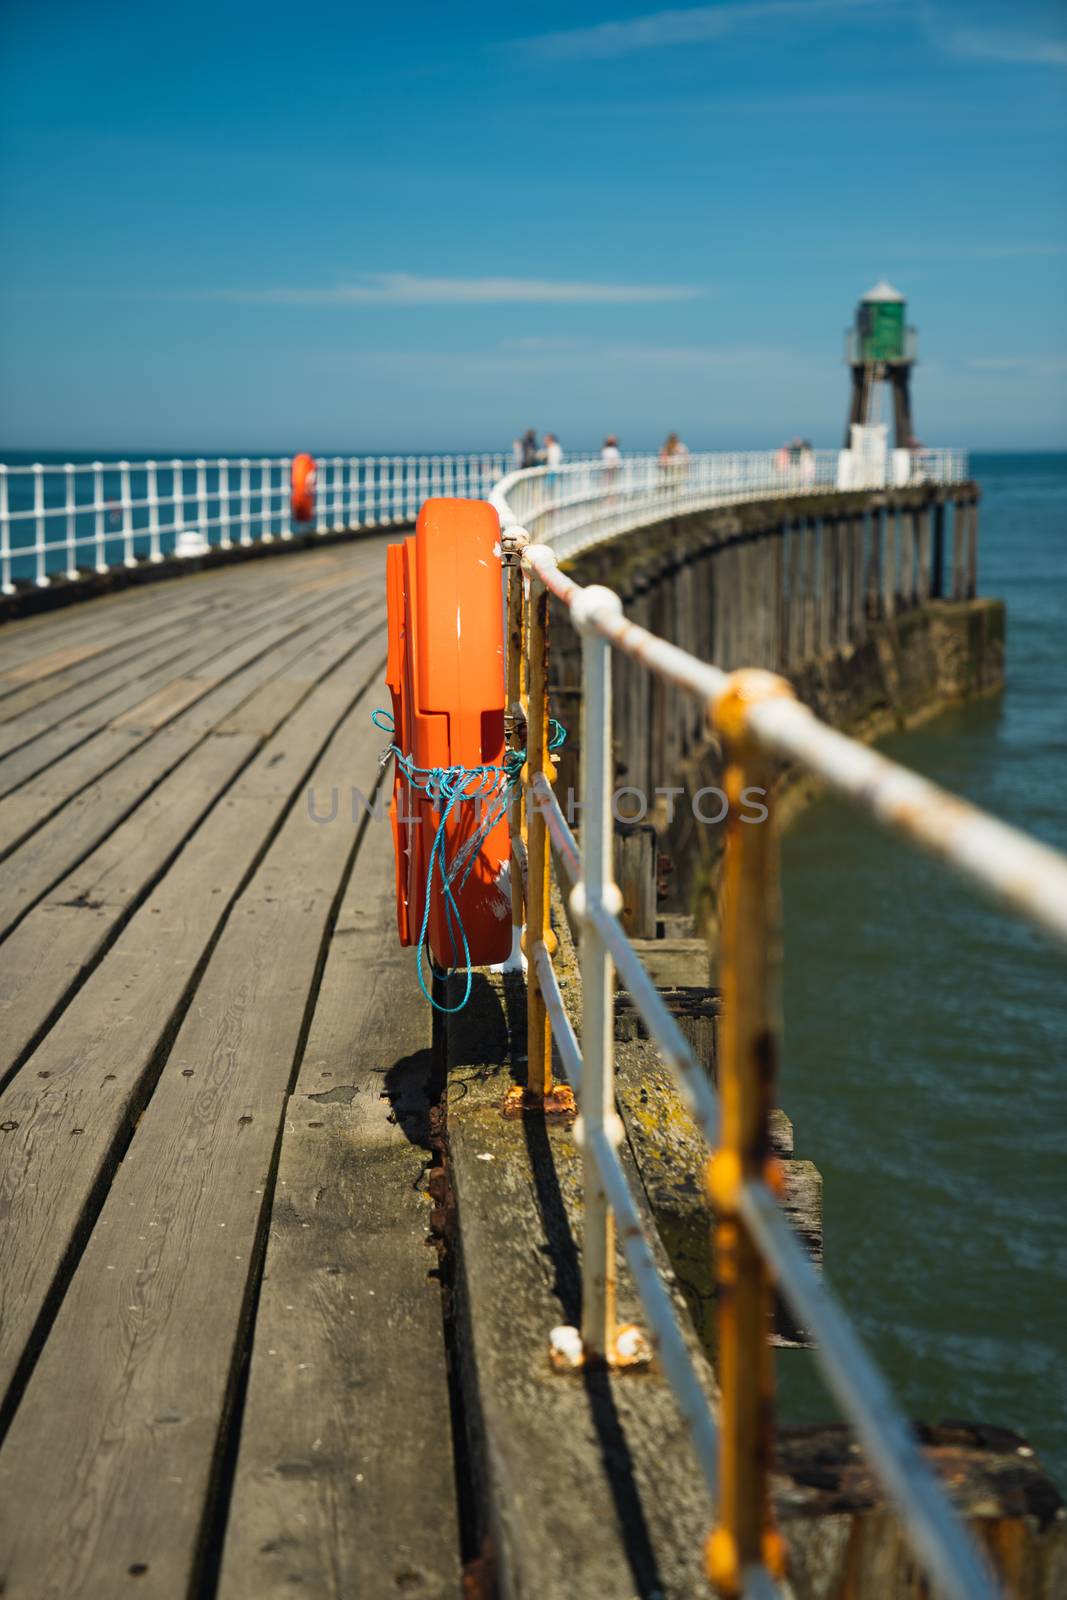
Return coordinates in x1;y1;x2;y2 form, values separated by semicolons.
501;1084;577;1124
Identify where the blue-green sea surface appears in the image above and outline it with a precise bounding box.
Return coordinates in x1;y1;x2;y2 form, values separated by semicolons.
777;453;1067;1486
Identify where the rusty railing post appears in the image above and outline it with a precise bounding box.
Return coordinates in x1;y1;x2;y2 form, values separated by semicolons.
503;530;528;959
522;570;557;1099
571;585;626;1360
706;669;792;1598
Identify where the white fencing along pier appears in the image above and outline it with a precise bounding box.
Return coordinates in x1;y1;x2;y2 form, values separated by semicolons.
0;453;513;593
0;447;969;596
486;449;1043;1599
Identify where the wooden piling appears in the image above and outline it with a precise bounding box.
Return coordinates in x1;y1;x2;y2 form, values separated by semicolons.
916;506;932;605
881;506;897;620
932;500;946;599
851;513;867;646
966;496;979;599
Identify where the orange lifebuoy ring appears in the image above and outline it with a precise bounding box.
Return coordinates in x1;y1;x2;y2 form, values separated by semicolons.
385;498;511;972
290;452;316;523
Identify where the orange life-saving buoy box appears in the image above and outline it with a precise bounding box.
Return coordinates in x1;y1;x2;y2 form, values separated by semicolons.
291;453;316;523
385;498;511;970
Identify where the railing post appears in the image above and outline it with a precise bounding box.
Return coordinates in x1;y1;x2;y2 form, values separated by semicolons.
30;463;48;587
218;460;232;549
0;465;12;594
64;463;78;580
706;669;791;1598
316;459;328;534
504;533;528;962
259;458;272;542
571;584;625;1361
92;462;106;576
118;460;135;567
196;459;210;550
239;459;252;546
280;458;293;540
172;459;185;555
522;564;557;1100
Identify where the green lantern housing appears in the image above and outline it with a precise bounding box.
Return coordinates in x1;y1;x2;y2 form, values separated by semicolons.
844;281;918;448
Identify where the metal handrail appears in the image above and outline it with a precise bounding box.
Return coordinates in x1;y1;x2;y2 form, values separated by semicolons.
0;452;524;592
494;446;969;564
491;453;1032;1596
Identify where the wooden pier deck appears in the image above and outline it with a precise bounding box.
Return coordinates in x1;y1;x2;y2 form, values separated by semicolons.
0;542;462;1598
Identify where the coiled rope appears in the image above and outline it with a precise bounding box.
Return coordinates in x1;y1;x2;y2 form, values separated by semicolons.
373;708;566;1011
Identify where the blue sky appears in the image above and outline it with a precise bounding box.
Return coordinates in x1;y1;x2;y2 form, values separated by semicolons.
1;0;1065;452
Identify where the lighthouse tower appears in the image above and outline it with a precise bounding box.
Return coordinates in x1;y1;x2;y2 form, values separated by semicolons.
844;281;917;448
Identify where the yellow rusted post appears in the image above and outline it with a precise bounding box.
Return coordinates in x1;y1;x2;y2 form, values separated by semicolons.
505;548;527;942
706;669;792;1598
522;573;557;1098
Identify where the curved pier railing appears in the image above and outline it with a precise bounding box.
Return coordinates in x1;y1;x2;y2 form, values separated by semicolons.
488;462;1063;1600
494;447;968;563
0;452;518;591
0;447;968;595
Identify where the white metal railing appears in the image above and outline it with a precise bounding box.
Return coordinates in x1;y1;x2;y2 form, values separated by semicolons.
0;453;516;593
495;448;969;563
0;447;969;598
489;453;1050;1597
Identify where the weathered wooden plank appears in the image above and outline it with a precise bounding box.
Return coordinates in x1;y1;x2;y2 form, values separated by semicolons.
0;635;387;1420
0;599;384;940
0;573;378;831
0;542;347;676
0;590;244;729
108;674;220;731
0;610;382;1082
217;806;460;1600
614;822;657;939
446;972;719;1599
0;641;114;685
0;675;393;1600
0;732;256;1082
2;538;380;724
0;568;374;802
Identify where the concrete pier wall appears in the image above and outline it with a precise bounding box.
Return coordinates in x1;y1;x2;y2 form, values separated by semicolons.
548;482;1002;933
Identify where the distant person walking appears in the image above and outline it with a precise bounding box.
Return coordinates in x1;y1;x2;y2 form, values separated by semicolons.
601;434;621;494
659;432;689;469
521;428;539;468
659;432;689;501
543;433;563;470
512;436;524;471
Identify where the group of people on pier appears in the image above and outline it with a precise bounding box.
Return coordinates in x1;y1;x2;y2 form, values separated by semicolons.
510;430;690;473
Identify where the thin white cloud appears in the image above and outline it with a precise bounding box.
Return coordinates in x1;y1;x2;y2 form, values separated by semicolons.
497;337;783;368
209;272;704;306
510;0;885;62
943;27;1067;66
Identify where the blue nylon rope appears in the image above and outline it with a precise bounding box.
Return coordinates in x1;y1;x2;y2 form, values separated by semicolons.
373;707;565;1011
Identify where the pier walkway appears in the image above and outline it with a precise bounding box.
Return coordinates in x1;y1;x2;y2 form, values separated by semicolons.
0;539;464;1597
1;450;1065;1600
